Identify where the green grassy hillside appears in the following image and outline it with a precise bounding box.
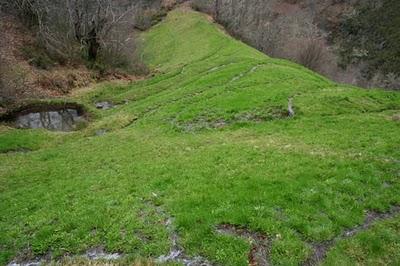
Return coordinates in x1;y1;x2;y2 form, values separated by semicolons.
1;8;400;266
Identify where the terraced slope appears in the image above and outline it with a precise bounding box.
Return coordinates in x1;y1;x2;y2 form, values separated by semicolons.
1;8;400;266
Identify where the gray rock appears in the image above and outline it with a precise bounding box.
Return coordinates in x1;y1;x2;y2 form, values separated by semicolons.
95;102;114;110
15;109;83;131
95;129;107;136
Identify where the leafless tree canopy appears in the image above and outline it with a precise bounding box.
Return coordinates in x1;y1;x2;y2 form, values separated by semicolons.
191;0;394;87
1;0;162;72
35;0;139;64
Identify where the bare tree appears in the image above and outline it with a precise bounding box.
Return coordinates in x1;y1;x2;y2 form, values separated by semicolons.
32;0;138;63
2;0;154;72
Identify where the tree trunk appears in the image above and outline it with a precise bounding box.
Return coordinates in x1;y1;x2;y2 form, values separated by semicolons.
215;0;220;22
87;28;99;62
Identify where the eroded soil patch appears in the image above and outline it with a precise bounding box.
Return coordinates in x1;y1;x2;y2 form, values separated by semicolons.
216;224;271;266
8;203;399;266
7;247;122;266
177;106;289;132
302;205;400;266
1;147;32;154
84;247;122;261
143;200;212;266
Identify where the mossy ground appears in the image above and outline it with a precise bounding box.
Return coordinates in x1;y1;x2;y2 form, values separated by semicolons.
1;8;399;266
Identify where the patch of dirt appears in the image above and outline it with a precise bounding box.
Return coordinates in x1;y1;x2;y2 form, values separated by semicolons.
142;199;212;266
229;64;264;83
8;260;41;266
84;247;122;261
176;105;289;132
34;67;94;95
1;147;32;154
207;63;235;73
7;247;122;266
302;205;400;266
216;224;271;266
6;248;51;266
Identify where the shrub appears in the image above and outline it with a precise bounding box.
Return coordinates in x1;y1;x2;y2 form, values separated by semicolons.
95;29;149;76
0;57;28;104
370;72;400;90
0;0;38;26
134;9;167;31
20;44;56;70
297;39;325;71
335;0;400;79
191;0;216;16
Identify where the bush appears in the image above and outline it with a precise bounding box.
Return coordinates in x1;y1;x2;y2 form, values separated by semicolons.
134;9;167;31
297;39;324;71
95;28;149;76
0;0;38;26
335;0;400;79
94;53;149;77
20;44;56;70
0;57;28;104
370;72;400;90
191;0;216;16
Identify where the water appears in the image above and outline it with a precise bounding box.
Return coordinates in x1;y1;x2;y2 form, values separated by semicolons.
15;109;84;131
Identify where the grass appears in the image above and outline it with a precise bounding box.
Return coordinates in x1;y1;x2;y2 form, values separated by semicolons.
1;8;400;266
0;127;53;153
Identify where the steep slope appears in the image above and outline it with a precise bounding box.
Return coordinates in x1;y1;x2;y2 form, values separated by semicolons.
0;8;400;266
191;0;400;89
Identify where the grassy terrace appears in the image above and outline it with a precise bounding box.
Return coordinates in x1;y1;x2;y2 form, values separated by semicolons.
1;8;400;265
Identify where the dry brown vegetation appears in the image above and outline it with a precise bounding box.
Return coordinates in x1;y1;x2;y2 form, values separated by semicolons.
0;11;98;108
0;0;168;110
